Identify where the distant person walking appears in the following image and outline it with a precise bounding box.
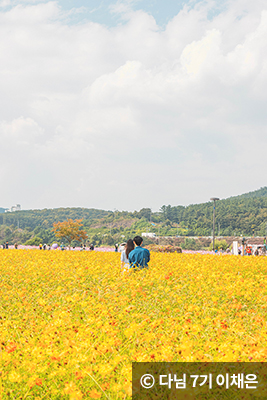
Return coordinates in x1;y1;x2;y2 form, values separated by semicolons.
129;236;150;270
5;242;9;249
246;246;252;256
121;239;135;272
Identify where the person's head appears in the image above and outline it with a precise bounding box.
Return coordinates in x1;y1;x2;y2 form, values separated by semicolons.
125;239;135;259
133;236;143;246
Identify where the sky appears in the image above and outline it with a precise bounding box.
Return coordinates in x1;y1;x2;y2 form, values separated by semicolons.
1;0;267;212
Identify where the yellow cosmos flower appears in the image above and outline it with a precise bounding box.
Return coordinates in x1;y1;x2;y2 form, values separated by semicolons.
0;250;266;399
8;371;21;383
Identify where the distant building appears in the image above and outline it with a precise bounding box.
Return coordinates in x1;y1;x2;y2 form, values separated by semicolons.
5;204;21;212
142;232;156;238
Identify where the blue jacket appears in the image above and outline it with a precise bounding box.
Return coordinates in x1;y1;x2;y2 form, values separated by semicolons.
128;246;150;269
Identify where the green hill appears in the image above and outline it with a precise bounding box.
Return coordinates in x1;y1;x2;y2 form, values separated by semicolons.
1;187;267;245
229;186;267;200
0;207;110;230
158;187;267;237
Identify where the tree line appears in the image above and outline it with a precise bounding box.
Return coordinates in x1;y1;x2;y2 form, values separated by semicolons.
1;187;267;246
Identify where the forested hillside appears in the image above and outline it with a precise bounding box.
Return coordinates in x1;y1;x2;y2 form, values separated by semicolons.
0;208;110;230
1;187;267;246
159;187;267;236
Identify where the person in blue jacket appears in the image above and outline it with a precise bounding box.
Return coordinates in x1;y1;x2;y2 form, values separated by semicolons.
128;236;150;270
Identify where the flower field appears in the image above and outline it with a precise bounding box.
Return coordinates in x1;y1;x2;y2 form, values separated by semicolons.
0;250;267;399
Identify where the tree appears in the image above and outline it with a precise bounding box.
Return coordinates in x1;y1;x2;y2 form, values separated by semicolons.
52;219;88;249
25;236;42;246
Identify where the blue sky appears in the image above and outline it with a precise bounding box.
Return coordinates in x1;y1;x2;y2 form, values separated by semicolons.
1;0;188;26
57;0;187;26
0;0;267;211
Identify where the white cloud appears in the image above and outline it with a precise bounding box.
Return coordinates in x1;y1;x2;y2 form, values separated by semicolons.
0;0;10;7
180;29;222;75
0;0;267;210
0;116;43;141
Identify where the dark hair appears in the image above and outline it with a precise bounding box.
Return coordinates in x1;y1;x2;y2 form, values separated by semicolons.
125;239;135;259
133;236;143;246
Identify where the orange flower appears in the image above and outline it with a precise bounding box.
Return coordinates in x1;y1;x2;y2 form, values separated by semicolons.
75;371;84;380
88;389;101;399
6;343;17;353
